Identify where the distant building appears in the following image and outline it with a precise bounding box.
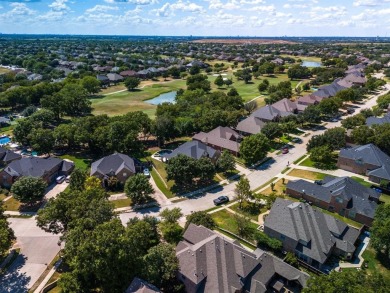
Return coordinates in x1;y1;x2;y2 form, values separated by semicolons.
366;113;390;127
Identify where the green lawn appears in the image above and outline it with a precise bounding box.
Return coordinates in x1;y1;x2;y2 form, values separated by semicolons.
293;154;308;165
351;176;372;188
151;168;174;199
380;194;390;204
299;157;315;167
0;68;11;74
362;245;390;280
211;209;258;237
91;80;186;117
288;169;330;181
229;201;267;221
59;154;91;171
91;73;299;117
111;198;132;209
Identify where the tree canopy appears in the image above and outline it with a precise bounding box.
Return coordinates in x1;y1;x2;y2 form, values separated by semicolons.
11;176;47;203
239;133;270;165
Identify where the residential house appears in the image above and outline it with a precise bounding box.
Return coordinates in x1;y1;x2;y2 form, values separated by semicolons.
337;144;390;184
286;176;379;226
297;94;323;107
343;72;367;87
90;153;140;184
125;277;160;293
162;140;220;162
366;113;390;127
0;117;10;125
0;157;74;188
120;70;137;78
193;126;241;156
107;73;124;84
176;224;309;293
96;75;110;86
272;98;299;115
0;147;21;166
236;115;267;135
264;198;361;271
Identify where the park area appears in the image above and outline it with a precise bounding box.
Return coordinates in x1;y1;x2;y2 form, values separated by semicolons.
90;70;307;117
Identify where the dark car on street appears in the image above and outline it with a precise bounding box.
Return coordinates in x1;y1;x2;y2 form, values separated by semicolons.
213;196;229;205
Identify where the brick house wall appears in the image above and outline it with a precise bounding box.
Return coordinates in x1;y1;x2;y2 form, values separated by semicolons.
337;157;379;177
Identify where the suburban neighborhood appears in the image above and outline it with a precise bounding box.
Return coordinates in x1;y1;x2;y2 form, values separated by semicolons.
1;26;390;293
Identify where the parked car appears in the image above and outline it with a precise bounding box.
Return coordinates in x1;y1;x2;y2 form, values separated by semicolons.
291;137;302;144
282;148;289;154
65;175;71;183
56;175;66;184
213;195;229;205
143;168;150;178
314;180;322;185
371;186;382;193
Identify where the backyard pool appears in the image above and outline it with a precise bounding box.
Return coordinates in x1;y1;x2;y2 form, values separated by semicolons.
0;136;11;145
145;91;177;105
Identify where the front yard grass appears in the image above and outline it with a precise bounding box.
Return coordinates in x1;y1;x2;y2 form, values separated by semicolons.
362;245;390;280
299;157;315;168
229;201;268;222
0;194;8;201
3;197;42;213
211;209;259;238
111;198;132;209
261;178;288;195
293;154;308;164
288;169;330;181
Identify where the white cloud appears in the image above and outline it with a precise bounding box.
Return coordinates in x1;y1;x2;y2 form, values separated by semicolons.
250;5;275;13
353;0;383;7
86;5;119;13
104;0;158;4
49;0;70;12
154;1;205;17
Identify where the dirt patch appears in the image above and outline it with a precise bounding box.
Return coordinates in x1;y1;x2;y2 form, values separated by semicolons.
192;39;297;45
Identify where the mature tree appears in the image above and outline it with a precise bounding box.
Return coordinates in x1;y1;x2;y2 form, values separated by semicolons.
124;174;154;205
160;222;183;244
303;270;390;293
185;211;216;230
196;157;216;182
371;204;390;259
318;97;343;116
143;243;179;291
124;77;141;91
301;105;322;124
224;78;233;87
160;208;183;224
153;115;177;145
217;150;236;173
81;76;101;94
166;154;197;186
240;133;270;165
235;176;252;209
287;64;311;80
69;168;87;191
335;88;359;102
58;83;91;117
11;177;47;203
189;65;200;75
84;176;103;191
307;127;346;151
186;74;211;92
241;68;252;84
310;146;335;169
261;122;283;139
258;81;269;93
29;128;55;154
234;214;254;239
244;100;257;115
0;202;15;257
285;252;299;268
37;187;113;234
341;114;366;129
214;75;224;88
351;125;375;145
377;93;390;109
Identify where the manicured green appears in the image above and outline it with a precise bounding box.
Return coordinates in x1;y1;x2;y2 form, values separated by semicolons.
111;198;132;209
316;206;363;228
59;154;90;171
151;169;174;199
229;201;267;221
351;176;372;188
293;154;307;164
362;245;390;280
299;157;315;167
380;194;390;204
211;209;258;236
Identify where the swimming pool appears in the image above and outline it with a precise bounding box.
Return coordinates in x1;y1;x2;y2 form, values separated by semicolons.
0;137;11;145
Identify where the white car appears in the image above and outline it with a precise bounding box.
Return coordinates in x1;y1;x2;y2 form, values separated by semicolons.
56;175;66;184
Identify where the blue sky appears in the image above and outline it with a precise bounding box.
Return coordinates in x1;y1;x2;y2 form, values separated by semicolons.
0;0;389;36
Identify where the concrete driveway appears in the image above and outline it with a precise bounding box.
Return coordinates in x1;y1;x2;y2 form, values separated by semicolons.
44;181;69;200
0;218;61;293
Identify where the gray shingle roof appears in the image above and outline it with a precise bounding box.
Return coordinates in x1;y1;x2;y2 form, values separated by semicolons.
236;116;266;135
163;141;219;161
366;114;390;127
4;157;66;178
265;198;360;264
177;224;309;293
193;126;241;153
91;153;135;176
287;176;379;219
125;277;161;293
339;144;390;181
